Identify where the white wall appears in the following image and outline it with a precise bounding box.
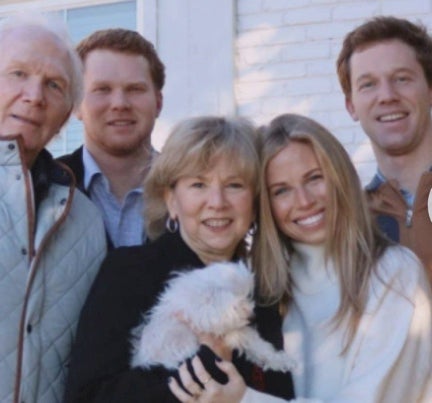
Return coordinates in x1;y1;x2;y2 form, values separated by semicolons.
235;0;432;184
152;0;235;150
1;0;432;184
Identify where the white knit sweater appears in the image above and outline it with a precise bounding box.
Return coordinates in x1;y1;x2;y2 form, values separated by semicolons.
242;243;432;403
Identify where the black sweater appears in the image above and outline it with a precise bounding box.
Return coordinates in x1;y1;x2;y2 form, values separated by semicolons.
64;232;294;402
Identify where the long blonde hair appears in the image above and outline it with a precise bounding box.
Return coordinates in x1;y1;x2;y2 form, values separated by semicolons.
252;113;389;347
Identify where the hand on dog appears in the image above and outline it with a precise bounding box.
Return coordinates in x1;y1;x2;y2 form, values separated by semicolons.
200;335;232;362
169;356;246;403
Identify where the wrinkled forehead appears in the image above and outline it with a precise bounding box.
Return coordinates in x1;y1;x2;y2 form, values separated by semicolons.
0;25;73;77
349;39;419;71
1;24;63;48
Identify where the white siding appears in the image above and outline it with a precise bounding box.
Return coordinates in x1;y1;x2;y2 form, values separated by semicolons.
51;1;136;156
1;0;432;184
153;0;235;150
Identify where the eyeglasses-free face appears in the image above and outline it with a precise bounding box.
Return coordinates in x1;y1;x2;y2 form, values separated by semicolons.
266;141;327;245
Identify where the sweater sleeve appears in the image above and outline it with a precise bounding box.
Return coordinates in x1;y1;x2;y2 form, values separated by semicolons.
241;388;319;402
63;249;179;403
327;249;432;403
241;247;432;403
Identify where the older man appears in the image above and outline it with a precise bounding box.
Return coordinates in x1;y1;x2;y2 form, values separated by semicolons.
0;14;106;403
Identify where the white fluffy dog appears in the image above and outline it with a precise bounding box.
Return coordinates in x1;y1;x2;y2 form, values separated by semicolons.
130;261;295;372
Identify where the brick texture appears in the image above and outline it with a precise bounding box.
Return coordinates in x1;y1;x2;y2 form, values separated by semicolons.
235;0;432;184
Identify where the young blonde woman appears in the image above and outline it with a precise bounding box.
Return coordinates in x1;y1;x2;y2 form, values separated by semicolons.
249;113;432;402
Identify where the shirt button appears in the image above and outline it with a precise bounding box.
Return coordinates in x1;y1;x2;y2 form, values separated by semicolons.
21;248;27;255
8;143;15;151
60;198;67;205
26;323;32;333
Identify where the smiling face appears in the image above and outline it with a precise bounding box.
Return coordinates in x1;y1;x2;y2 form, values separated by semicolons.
164;156;255;264
346;39;432;157
266;141;326;245
77;49;162;157
0;26;73;166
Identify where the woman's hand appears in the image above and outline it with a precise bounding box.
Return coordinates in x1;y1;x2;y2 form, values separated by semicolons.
199;333;232;361
168;355;247;403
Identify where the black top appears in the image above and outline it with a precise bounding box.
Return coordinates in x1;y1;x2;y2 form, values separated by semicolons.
57;146;85;192
64;232;295;402
58;146;115;249
32;149;73;211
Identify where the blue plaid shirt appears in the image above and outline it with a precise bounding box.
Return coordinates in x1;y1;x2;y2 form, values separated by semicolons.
376;169;415;207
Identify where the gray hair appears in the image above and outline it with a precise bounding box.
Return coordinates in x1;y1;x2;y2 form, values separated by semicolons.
0;12;83;109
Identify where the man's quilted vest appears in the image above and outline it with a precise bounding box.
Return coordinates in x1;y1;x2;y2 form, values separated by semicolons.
0;136;106;403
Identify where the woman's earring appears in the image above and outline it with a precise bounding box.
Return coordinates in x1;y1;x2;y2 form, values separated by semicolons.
166;217;179;233
248;221;258;236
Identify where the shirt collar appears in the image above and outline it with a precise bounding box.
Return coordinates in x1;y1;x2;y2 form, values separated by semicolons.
82;146;153;195
82;146;103;191
375;168;416;207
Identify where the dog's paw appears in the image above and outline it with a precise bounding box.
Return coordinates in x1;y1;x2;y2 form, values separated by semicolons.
262;353;297;372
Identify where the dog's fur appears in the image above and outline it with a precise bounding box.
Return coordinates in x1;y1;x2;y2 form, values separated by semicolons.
130;261;295;372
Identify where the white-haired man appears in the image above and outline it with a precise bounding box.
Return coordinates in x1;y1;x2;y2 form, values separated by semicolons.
0;14;106;403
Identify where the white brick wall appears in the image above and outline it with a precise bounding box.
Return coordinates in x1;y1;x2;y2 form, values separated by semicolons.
235;0;432;184
2;0;430;183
